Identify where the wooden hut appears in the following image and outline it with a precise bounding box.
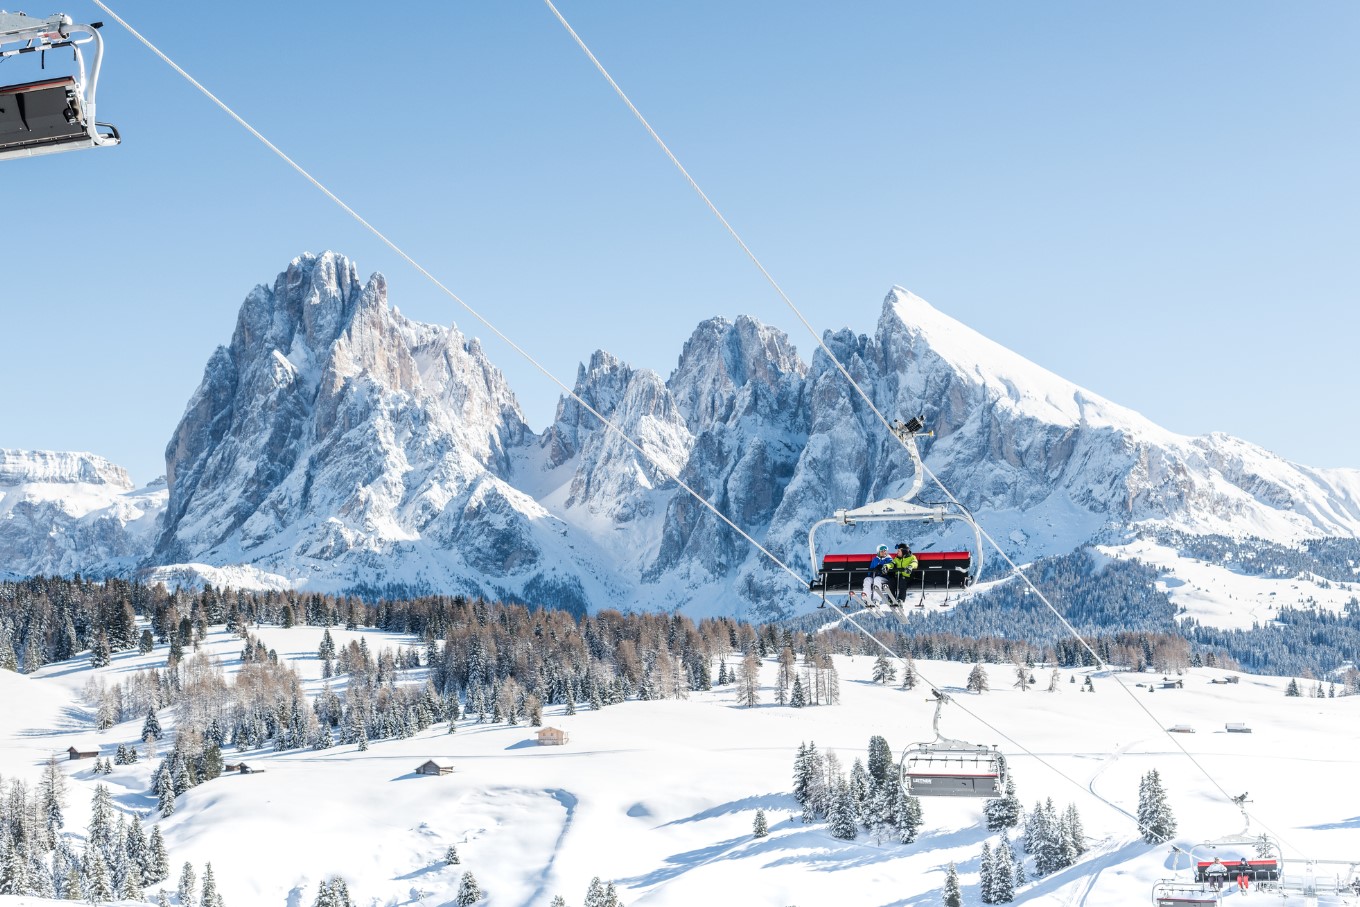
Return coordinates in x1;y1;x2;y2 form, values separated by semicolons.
535;727;569;746
416;759;455;776
66;745;99;760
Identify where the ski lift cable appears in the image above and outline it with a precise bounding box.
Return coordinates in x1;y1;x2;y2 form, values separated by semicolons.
81;0;821;607
541;0;1304;857
90;0;1302;865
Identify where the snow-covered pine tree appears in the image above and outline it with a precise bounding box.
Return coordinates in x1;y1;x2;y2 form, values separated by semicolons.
790;675;806;708
828;776;858;840
991;833;1016;902
866;735;894;788
979;841;995;904
456;870;482;905
143;708;164;741
178;861;197;907
1136;769;1176;842
1063;803;1087;856
147;826;170;883
549;898;566;907
86;848;114;903
967;662;990;693
584;877;607;907
900;659;917;690
445;845;460;865
849;759;870;820
753;809;769;838
895;789;923;845
943;861;962;907
872;655;896;685
200;863;222;907
984;775;1020;831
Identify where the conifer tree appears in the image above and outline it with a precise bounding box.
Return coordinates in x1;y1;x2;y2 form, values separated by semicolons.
871;655;897;685
866;735;894;788
86;847;114;903
900;659;917;690
201;861;222;907
942;862;962;907
979;841;995;904
584;877;607;907
147;826;170;883
1136;769;1176;842
967;662;990;693
895;790;923;845
1063;803;1087;856
445;845;460;865
991;833;1016;902
549;897;566;907
456;870;482;905
984;775;1021;832
143;708;164;741
753;809;769;838
790;675;806;708
828;777;858;840
178;861;197;907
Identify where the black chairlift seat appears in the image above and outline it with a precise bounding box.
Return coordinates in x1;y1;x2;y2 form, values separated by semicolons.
0;76;116;158
0;11;119;161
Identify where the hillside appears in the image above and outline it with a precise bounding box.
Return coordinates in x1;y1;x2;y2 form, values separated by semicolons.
1;620;1358;906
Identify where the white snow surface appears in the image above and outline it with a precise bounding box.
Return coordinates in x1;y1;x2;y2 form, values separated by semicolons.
1;625;1359;906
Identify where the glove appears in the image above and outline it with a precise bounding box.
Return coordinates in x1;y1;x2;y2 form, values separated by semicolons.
880;565;893;576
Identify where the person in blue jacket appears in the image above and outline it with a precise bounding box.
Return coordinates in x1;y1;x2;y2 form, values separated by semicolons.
863;545;894;606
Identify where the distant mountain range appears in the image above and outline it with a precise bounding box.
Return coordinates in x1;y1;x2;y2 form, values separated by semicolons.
4;251;1358;620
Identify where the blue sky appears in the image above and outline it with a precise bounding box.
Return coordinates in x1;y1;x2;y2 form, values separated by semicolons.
3;1;1356;484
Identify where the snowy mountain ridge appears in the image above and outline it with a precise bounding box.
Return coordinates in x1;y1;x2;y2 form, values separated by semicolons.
2;253;1358;622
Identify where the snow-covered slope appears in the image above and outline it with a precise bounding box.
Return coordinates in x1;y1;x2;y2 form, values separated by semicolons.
4;624;1360;906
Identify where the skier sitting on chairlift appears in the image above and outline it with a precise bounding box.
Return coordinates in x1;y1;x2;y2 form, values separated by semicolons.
890;542;918;605
863;545;894;606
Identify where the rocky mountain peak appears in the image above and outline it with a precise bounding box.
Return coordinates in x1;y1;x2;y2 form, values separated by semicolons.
0;449;133;490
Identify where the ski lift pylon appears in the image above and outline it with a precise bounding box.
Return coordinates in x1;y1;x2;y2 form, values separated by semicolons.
899;689;1008;798
808;416;982;609
0;10;120;160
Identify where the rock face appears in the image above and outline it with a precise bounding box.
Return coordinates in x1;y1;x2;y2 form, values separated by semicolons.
149;251;611;613
5;259;1359;621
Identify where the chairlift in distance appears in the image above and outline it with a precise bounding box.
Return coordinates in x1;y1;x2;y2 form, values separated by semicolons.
899;689;1007;798
808;416;983;610
0;10;120;160
1193;794;1282;885
1150;879;1220;906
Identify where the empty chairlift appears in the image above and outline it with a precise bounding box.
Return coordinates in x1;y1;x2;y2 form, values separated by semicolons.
899;689;1007;798
1151;880;1219;906
0;10;119;160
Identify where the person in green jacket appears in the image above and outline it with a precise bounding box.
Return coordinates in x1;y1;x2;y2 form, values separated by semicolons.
890;542;918;605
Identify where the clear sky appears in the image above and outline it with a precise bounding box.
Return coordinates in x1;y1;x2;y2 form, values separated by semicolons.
3;1;1357;485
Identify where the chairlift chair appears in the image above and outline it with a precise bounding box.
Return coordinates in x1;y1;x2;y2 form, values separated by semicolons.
899;689;1007;798
1151;879;1220;906
0;10;119;160
808;416;983;609
1195;795;1283;883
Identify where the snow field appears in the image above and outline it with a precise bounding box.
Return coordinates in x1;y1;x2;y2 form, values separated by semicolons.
1;623;1358;905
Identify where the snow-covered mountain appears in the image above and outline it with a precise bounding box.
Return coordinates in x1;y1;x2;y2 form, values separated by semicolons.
0;449;165;577
4;255;1359;620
